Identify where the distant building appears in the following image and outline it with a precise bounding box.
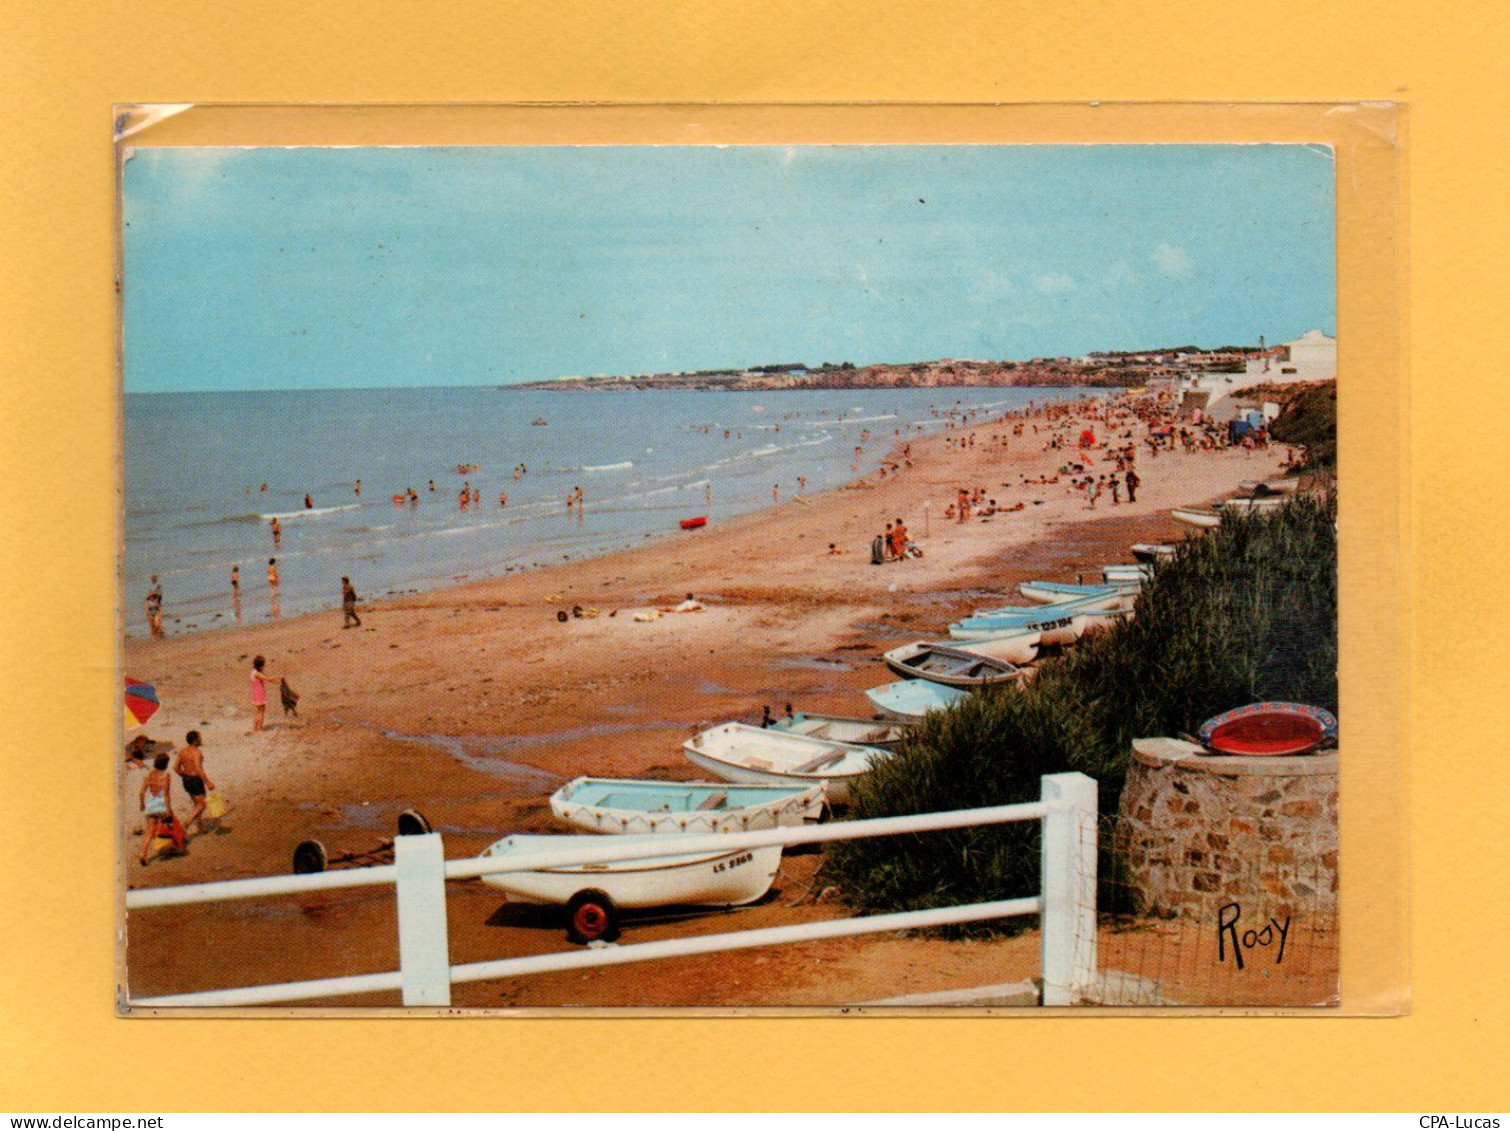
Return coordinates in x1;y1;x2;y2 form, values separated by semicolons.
1179;330;1335;423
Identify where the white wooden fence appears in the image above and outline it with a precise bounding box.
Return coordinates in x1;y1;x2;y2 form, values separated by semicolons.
126;771;1097;1008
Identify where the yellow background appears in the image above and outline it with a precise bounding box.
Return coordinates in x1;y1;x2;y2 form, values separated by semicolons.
0;0;1498;1112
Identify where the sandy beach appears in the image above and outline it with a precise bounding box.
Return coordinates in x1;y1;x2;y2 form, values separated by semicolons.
122;397;1291;1007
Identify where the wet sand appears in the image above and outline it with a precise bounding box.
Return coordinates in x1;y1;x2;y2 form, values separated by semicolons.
122;398;1293;1008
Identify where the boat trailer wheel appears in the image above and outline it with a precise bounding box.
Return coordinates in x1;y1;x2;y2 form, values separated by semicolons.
565;889;620;945
292;839;328;874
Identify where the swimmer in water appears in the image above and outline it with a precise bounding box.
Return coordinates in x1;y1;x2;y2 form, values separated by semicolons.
304;494;313;510
270;517;282;547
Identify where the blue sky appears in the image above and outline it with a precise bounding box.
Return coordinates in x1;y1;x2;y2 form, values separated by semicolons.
121;144;1335;392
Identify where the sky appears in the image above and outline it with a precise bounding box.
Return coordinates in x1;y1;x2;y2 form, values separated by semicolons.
121;144;1336;393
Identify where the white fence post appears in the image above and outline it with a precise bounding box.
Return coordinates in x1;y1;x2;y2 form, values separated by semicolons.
394;833;452;1007
1039;771;1098;1006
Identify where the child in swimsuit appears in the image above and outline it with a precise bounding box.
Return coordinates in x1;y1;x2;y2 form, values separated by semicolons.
174;730;215;834
139;753;173;865
250;655;280;733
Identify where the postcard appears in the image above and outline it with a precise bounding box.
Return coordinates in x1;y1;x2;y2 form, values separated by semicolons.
119;140;1342;1010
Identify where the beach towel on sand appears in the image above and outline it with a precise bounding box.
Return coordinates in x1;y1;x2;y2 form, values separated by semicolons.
280;679;300;716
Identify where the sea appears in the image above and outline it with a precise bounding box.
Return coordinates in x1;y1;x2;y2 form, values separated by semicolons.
123;385;1096;637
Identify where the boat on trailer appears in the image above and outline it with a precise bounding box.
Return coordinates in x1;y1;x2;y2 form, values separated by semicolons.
682;722;880;803
770;712;908;750
865;679;970;722
478;833;782;943
883;642;1022;688
549;776;826;835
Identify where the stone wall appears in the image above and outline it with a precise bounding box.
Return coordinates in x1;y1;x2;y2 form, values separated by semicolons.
1115;738;1338;921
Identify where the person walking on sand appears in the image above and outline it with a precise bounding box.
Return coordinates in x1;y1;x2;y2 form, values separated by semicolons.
893;517;908;556
139;753;175;865
249;655;281;733
174;730;216;835
341;575;361;628
145;576;164;639
1125;468;1140;503
270;517;282;547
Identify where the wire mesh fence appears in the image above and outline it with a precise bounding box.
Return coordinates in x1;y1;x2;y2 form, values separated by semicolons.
1083;813;1338;1006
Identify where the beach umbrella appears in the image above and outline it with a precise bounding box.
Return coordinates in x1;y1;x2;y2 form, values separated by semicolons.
124;675;161;730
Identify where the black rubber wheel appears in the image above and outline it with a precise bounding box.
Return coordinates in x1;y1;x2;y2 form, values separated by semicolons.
565;889;620;945
396;809;433;836
292;839;328;874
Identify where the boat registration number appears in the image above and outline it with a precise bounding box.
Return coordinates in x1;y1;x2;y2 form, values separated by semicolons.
713;853;753;873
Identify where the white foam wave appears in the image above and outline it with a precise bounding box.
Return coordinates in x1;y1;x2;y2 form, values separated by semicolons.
259;504;361;520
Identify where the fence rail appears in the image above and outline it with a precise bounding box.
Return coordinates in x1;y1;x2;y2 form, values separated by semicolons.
127;771;1097;1008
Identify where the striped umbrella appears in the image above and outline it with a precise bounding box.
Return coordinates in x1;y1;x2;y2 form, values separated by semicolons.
124;675;161;730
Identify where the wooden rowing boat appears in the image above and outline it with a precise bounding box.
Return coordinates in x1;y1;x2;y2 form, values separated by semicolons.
770;712;908;750
549;776;826;835
682;722;880;803
883;642;1022;687
1018;579;1139;605
864;679;969;722
946;627;1041;666
1130;543;1176;564
1171;507;1221;530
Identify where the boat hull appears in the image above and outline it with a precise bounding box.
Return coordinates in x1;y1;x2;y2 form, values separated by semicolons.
550;776;826;835
770;713;908;750
681;723;878;803
1018;580;1137;605
479;835;782;909
864;679;969;722
1171;507;1221;529
1130;543;1175;564
882;642;1021;687
949;629;1040;666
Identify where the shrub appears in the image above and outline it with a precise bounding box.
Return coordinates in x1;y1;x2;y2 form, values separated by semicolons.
825;495;1338;923
1267;381;1336;469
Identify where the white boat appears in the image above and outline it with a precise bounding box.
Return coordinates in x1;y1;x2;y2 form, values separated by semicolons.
865;679;970;721
1130;543;1176;564
550;776;826;835
883;642;1022;687
1018;580;1138;605
479;833;782;941
682;722;879;803
948;628;1041;666
1217;495;1288;513
1171;507;1222;529
1238;478;1300;495
770;712;908;749
1077;608;1133;635
1101;563;1152;585
948;609;1083;645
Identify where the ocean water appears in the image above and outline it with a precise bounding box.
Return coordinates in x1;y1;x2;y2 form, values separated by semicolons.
123;386;1092;636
